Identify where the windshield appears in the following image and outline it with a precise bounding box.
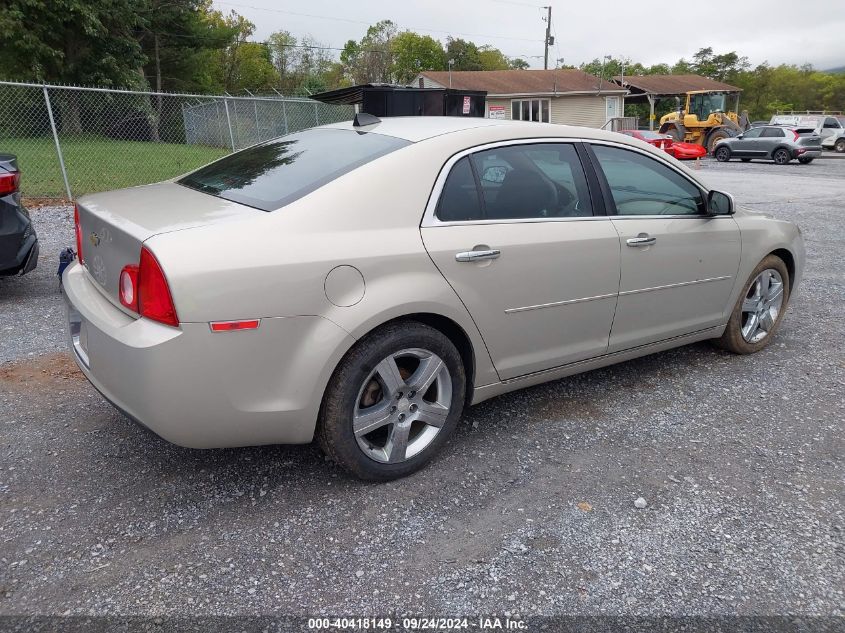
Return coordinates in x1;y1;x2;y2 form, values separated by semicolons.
178;128;410;211
689;93;727;120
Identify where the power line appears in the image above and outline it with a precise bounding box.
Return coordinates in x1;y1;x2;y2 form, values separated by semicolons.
550;14;562;68
215;1;543;43
490;0;542;7
144;29;393;55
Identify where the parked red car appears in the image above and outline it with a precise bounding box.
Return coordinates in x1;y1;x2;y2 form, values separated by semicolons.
618;129;707;160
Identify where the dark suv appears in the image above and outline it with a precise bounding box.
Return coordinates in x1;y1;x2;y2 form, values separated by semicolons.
0;154;39;276
713;126;822;165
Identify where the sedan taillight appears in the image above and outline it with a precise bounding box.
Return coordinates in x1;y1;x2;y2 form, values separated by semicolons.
138;247;179;327
74;204;84;263
119;247;179;327
0;171;20;196
119;265;139;311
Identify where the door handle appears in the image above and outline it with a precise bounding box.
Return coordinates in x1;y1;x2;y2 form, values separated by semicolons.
455;249;501;262
626;234;656;247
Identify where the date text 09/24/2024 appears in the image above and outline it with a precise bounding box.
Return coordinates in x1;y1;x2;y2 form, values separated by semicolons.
307;617;527;630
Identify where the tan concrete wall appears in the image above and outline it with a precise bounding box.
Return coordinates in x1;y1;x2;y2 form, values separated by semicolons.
484;96;608;128
550;96;607;128
485;98;512;119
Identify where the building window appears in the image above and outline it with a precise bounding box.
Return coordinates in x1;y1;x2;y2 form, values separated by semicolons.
511;99;550;123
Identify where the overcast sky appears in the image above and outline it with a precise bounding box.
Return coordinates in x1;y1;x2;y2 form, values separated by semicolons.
212;0;845;71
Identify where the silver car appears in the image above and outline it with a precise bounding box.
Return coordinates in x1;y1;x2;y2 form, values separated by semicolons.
63;117;804;480
714;125;822;164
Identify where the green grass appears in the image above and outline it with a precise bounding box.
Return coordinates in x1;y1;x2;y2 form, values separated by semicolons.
2;135;228;199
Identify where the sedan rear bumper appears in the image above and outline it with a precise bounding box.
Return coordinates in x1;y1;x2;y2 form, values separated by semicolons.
62;262;355;448
0;225;38;276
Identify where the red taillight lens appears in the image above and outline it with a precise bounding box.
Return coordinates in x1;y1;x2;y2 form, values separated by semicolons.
793;130;800;141
138;247;179;327
74;204;84;263
119;265;139;311
0;171;20;196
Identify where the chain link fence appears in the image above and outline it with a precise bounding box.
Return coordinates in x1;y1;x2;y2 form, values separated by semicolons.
0;81;354;202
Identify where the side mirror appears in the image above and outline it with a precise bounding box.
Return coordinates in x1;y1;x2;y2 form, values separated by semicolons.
736;134;744;139
707;190;734;216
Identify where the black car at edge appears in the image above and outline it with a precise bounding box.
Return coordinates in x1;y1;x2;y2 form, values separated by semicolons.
0;153;38;276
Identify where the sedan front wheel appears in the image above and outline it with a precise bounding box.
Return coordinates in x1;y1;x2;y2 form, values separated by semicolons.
318;321;466;480
715;255;790;354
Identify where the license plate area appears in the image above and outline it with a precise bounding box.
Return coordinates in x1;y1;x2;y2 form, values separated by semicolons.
68;306;90;368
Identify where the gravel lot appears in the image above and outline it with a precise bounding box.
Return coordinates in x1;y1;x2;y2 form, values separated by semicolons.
0;157;843;620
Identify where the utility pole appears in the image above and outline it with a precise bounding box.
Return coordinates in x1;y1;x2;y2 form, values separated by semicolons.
542;6;553;70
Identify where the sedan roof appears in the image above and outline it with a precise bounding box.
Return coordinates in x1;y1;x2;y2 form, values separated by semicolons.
320;116;713;191
321;116;515;142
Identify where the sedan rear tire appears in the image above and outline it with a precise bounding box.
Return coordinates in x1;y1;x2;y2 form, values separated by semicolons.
715;255;790;355
318;321;466;480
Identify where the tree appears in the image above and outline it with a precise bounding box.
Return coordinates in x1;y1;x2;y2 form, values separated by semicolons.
136;0;233;94
0;0;146;132
445;37;481;71
477;46;510;71
390;31;445;84
134;0;235;139
671;58;694;74
341;20;397;84
215;12;277;93
268;31;334;95
689;47;750;82
267;30;299;93
509;58;530;70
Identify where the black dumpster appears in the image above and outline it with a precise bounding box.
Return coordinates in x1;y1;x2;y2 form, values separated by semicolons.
312;84;487;118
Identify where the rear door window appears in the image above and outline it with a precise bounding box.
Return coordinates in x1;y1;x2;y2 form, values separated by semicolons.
178;128;410;211
436;157;483;222
761;128;785;138
470;143;592;219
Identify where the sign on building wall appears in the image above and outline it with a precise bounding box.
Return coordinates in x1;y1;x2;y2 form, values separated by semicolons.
488;105;506;119
462;96;472;115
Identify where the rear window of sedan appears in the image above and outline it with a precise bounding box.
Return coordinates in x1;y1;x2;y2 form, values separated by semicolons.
177;128;410;211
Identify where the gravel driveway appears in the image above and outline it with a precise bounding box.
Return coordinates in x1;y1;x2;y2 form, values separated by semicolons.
0;158;842;621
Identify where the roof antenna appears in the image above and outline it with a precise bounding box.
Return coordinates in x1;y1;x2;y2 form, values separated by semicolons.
353;112;381;127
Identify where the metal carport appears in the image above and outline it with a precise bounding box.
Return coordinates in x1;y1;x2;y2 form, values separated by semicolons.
613;74;742;130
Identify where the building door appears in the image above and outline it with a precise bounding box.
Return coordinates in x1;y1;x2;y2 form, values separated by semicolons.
605;96;621;122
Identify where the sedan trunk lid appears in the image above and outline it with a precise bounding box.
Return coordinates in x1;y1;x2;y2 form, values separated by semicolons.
76;181;257;310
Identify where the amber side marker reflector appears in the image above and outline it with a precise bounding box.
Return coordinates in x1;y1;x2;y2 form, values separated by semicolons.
210;319;261;332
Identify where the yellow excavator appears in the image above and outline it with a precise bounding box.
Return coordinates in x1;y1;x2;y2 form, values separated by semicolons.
658;90;746;154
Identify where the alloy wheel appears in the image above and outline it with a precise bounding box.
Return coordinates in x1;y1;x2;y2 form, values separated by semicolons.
740;269;784;343
773;149;790;165
353;348;452;464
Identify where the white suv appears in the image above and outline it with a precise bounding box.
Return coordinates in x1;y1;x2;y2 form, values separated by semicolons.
770;114;845;153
